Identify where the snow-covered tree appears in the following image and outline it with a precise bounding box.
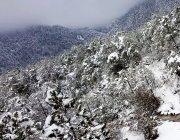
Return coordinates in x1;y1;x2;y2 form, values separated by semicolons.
0;111;41;140
43;88;109;139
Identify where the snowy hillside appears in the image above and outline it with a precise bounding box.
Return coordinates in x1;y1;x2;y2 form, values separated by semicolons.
1;0;179;76
0;26;104;75
0;7;180;139
105;0;180;34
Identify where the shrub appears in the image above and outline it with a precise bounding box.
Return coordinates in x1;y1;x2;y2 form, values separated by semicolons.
134;89;160;140
134;89;160;116
13;83;30;97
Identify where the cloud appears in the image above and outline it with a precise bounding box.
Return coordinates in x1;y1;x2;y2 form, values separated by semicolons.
0;0;145;32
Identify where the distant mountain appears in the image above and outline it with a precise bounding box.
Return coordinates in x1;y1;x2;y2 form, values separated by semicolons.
0;26;104;74
99;0;180;33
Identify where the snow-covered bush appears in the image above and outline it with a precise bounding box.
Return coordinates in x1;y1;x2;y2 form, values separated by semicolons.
43;89;110;139
0;111;40;140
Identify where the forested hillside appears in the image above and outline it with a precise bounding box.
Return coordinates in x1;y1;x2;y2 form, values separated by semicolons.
0;7;180;139
0;26;104;74
103;0;180;33
1;0;179;75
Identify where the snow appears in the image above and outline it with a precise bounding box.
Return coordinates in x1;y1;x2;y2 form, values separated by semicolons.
45;88;56;103
168;55;180;64
3;134;18;140
20;119;34;127
167;51;180;64
62;98;73;106
44;116;65;137
124;100;129;106
145;61;165;80
145;60;180;114
79;109;85;115
111;41;119;47
77;35;84;40
127;46;132;55
64;134;69;139
121;127;145;140
156;121;180;140
39;136;57;140
100;75;109;88
67;72;75;77
111;36;125;49
44;124;64;137
171;17;177;25
118;36;124;45
91;124;104;131
107;52;119;63
117;36;125;49
156;85;180;114
168;57;175;64
44;115;52;126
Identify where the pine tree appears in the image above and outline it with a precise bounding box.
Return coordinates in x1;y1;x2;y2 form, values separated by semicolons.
43;88;109;139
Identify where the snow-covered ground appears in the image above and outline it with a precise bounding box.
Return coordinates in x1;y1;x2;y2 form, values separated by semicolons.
145;60;180;114
156;121;180;140
121;127;145;140
144;59;180;139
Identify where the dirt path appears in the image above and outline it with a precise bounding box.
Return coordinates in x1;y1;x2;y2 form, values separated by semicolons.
157;113;180;122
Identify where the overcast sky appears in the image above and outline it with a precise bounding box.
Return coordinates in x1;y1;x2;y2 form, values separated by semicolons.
0;0;145;32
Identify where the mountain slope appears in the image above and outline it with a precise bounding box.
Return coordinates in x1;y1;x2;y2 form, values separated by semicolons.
106;0;180;33
0;7;180;139
1;0;179;75
0;26;104;74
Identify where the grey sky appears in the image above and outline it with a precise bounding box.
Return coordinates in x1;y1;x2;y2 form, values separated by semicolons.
0;0;145;32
